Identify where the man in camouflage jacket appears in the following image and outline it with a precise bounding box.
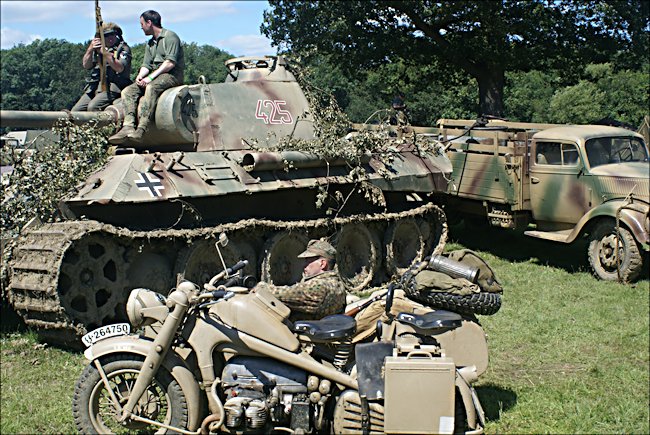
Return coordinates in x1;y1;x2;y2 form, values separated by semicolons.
255;239;346;322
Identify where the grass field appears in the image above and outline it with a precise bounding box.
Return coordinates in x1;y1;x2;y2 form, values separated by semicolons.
1;223;648;434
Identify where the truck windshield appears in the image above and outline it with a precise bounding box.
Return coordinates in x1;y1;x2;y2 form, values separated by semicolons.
585;137;649;168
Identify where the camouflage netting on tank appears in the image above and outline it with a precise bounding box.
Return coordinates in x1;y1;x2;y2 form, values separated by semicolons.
1;120;111;292
247;58;443;214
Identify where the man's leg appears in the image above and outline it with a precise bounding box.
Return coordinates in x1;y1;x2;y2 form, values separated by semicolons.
108;83;142;144
71;92;92;111
129;74;179;141
87;92;113;112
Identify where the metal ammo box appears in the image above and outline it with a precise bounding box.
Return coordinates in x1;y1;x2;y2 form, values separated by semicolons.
383;355;456;434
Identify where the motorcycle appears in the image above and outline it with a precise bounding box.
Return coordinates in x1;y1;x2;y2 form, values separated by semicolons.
72;234;489;434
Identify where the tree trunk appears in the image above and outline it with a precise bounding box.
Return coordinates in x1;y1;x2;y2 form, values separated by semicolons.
475;68;505;117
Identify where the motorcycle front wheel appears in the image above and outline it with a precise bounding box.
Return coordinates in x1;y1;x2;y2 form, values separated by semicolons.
72;354;188;434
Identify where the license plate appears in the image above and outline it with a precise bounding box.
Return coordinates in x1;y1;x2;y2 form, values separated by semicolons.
82;323;130;347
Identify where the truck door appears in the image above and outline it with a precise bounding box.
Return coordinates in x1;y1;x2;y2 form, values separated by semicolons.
529;141;589;225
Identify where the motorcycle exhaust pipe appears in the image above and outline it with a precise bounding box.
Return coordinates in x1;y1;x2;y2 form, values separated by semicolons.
428;255;479;283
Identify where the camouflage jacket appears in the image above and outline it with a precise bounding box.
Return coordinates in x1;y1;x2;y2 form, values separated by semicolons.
256;271;347;322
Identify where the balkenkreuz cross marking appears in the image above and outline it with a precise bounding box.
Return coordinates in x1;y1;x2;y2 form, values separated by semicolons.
134;172;165;197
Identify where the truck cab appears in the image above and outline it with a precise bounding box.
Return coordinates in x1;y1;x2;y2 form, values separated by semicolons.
529;126;648;229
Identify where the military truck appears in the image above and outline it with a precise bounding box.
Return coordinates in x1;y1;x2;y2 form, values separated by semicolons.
436;118;649;282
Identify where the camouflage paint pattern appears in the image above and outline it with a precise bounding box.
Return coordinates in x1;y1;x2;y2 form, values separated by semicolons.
255;270;347;321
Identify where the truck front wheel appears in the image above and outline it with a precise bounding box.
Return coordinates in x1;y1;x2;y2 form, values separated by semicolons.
588;222;643;282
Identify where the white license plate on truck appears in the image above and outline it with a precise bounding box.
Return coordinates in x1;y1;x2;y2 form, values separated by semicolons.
82;323;130;347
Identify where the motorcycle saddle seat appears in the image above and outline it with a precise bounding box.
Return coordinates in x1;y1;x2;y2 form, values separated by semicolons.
396;310;462;331
293;314;357;341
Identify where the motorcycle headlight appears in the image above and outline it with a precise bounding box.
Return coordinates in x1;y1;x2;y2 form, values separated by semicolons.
126;288;168;328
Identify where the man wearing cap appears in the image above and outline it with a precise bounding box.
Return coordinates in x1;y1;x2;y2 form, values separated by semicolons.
255;239;347;322
72;22;132;112
109;10;184;144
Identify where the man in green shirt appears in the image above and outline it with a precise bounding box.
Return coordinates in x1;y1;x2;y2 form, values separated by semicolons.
109;10;184;144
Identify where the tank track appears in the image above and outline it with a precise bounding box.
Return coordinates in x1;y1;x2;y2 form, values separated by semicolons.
5;203;446;347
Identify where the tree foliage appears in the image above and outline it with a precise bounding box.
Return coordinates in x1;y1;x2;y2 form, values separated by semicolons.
262;0;650;117
0;16;647;128
1;39;86;111
0;40;233;113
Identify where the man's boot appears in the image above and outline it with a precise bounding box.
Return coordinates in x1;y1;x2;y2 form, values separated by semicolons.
108;125;135;144
127;127;147;143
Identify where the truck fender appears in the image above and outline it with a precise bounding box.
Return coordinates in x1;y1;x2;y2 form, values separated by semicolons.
84;335;203;431
565;200;649;245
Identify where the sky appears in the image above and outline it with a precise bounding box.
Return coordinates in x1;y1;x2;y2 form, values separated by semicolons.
0;0;277;57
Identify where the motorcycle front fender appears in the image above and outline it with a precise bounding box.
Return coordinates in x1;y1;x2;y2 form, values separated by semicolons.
84;335;203;431
456;373;486;433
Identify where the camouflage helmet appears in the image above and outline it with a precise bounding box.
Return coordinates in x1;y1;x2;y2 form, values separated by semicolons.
297;239;336;260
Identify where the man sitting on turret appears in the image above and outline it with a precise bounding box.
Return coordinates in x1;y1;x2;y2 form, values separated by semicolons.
71;23;132;112
109;10;184;144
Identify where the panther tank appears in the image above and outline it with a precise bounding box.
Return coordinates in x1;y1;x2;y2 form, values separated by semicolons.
1;56;452;347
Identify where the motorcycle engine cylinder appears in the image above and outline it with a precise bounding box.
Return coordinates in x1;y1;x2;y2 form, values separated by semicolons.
245;400;268;429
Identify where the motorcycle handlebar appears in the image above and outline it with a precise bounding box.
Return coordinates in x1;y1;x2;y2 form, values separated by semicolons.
208;260;249;286
229;260;249;274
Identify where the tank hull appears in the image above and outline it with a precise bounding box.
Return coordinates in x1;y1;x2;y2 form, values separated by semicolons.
3;56;453;347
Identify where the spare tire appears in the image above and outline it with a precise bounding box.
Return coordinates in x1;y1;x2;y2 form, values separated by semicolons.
413;291;502;316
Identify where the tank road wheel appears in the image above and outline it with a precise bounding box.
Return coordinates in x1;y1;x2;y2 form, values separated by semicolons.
59;235;128;330
73;354;188;434
588;222;643;282
336;223;381;293
261;232;309;285
385;218;425;276
176;238;257;285
417;205;448;256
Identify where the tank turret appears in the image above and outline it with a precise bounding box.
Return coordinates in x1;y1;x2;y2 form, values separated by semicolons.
3;56;453;347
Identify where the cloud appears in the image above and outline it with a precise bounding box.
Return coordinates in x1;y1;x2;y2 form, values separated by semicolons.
1;28;42;49
1;1;237;24
217;34;276;57
0;1;81;23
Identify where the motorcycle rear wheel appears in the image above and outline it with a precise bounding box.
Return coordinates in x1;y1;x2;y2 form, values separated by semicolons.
72;354;188;434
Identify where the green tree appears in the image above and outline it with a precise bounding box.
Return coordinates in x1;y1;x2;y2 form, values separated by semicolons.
1;39;86;110
504;70;558;123
542;63;649;126
587;63;649;126
182;43;233;85
262;0;649;117
548;80;606;124
295;54;477;125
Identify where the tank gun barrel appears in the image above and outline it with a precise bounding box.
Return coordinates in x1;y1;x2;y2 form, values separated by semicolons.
1;109;118;129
